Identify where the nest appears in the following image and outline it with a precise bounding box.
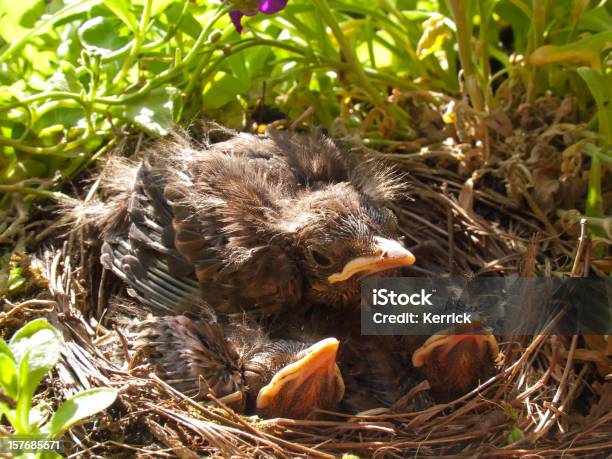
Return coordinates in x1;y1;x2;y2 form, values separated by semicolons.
1;94;611;457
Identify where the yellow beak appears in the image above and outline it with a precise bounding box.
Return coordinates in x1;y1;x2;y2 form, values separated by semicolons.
328;236;416;284
412;330;499;368
256;338;345;419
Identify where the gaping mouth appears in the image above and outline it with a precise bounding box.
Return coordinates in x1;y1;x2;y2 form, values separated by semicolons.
412;327;499;368
327;236;416;284
256;338;345;418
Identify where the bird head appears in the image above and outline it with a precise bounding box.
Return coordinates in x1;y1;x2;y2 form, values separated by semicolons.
247;337;345;419
279;183;415;307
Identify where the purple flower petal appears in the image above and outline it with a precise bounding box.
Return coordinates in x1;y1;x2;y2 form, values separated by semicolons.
229;0;288;33
229;10;245;33
258;0;288;14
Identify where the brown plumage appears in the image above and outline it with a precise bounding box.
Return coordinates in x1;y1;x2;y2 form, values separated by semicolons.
95;129;415;316
87;128;497;414
136;314;344;419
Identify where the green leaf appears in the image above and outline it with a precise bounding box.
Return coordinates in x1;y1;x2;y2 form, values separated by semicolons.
506;425;524;444
9;319;62;399
0;353;18;399
78;16;129;57
0;0;45;42
202;72;248;109
5;159;49;182
118;87;179;136
134;0;175;17
28;402;49;429
577;67;612;145
577;3;612;32
33;107;86;134
0;338;13;359
45;388;118;437
8;267;26;291
165;6;201;40
529;32;612;71
48;62;82;92
103;0;137;31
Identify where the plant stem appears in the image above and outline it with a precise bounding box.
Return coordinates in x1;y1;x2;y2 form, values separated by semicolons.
311;0;414;135
0;185;69;201
311;0;383;106
526;0;545;103
112;0;153;87
447;0;484;112
477;0;493;109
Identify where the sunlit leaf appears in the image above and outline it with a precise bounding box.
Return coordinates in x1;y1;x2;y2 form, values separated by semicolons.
78;16;129;57
8;267;26;291
0;353;18;399
45;388;118;437
118;87;179;136
529;32;612;71
164;4;201;39
0;0;45;42
103;0;137;31
48;62;82;92
0;338;13;359
202;72;248;109
133;0;176;17
9;319;62;404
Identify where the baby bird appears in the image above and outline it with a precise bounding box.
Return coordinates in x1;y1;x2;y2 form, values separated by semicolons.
96;129;415;316
135;314;345;419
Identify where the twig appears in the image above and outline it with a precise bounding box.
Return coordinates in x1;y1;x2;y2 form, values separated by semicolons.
532;334;579;438
570;219;590;277
289;106;315;130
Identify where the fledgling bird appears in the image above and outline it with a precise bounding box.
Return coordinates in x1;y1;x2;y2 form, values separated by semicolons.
96;128;416;316
411;326;499;400
135;314;345;419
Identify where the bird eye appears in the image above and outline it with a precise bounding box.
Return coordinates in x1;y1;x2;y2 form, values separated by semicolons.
310;249;333;267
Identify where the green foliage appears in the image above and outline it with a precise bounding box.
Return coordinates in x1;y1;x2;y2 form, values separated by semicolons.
0;319;118;457
8;266;27;291
0;0;609;225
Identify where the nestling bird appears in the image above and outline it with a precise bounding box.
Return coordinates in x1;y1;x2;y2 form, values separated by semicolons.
135;313;345;419
411;326;499;400
96;128;416;316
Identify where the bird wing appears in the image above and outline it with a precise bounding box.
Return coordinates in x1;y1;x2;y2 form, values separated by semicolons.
162;137;303;315
136;315;245;408
102;134;303;316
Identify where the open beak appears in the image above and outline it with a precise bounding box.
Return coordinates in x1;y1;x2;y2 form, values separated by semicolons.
411;327;499;397
327;236;416;284
256;338;345;419
412;332;499;368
